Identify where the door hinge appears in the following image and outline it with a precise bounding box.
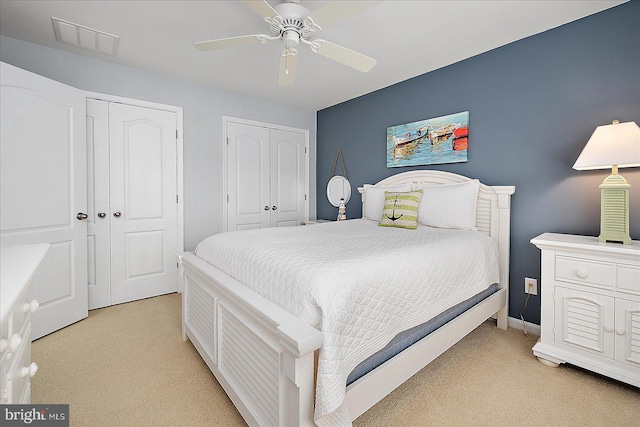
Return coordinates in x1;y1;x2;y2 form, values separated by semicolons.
305;146;307;154
176;195;179;203
305;194;307;201
176;130;178;139
226;137;229;145
227;195;230;203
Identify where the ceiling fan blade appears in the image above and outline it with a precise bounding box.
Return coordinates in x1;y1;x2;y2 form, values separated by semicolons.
311;40;376;72
194;35;266;51
241;0;279;19
307;0;381;29
278;49;297;86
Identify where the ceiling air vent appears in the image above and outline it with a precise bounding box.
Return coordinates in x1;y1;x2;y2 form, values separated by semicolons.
51;17;119;56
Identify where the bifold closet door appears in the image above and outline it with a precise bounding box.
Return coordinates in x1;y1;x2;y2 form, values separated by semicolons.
87;99;178;309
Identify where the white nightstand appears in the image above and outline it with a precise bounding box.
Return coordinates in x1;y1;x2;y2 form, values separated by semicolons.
530;233;640;387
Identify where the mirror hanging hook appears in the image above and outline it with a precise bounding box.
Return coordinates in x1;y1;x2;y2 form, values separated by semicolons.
330;148;348;179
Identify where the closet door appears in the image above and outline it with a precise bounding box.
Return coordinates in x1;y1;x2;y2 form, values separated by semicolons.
86;99;111;309
227;122;271;231
0;62;88;339
270;129;306;227
108;103;178;305
87;100;178;308
226;121;307;231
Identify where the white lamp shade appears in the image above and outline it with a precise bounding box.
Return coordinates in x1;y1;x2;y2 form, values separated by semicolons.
573;121;640;170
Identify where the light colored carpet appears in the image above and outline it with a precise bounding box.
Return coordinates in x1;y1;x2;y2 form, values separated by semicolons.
32;293;640;426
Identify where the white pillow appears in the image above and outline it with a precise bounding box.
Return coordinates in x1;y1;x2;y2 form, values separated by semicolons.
413;179;480;230
362;183;412;221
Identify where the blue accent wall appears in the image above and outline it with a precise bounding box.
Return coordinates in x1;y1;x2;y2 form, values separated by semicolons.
316;1;640;325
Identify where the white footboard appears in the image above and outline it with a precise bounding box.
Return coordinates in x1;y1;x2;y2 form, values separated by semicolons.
178;252;322;427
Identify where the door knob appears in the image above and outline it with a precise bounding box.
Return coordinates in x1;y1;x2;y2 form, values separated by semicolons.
21;362;38;378
76;212;88;220
264;206;270;211
113;211;122;218
97;211;106;218
272;206;278;210
23;299;39;314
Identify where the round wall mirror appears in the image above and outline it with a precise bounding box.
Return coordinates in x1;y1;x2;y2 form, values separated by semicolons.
327;176;351;207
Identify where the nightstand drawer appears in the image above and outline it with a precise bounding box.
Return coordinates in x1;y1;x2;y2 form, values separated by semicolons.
555;255;614;289
617;264;640;296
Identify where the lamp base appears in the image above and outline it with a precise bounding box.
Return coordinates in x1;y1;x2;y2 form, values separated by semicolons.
598;234;631;245
598;172;631;245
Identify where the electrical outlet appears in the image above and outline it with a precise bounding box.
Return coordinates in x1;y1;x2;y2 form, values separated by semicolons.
525;278;538;296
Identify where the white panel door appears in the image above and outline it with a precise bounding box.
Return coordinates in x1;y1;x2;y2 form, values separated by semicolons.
269;129;306;227
227;122;271;231
0;62;88;339
86;99;111;309
108;103;178;305
226;121;307;231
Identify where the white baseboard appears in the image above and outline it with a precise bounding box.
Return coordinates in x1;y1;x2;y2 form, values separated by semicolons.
508;316;541;336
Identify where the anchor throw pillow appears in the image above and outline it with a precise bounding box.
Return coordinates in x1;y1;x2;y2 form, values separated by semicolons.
379;190;423;229
362;183;412;221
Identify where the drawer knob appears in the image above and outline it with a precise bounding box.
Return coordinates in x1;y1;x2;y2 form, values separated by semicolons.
604;326;613;333
576;270;588;279
9;334;22;353
616;328;625;335
20;362;38;378
23;299;39;314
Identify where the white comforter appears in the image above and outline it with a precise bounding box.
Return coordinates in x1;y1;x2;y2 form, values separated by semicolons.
195;219;500;426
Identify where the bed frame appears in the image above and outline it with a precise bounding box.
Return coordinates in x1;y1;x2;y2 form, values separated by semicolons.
177;170;515;426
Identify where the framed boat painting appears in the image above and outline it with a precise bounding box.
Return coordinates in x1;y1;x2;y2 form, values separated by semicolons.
387;111;469;168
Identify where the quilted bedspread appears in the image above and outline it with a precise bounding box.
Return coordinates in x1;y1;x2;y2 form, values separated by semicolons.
195;219;500;426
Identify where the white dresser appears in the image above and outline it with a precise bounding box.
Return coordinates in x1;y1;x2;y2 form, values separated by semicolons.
1;244;49;404
530;233;640;387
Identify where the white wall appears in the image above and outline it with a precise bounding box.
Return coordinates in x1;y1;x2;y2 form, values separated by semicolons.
0;35;317;250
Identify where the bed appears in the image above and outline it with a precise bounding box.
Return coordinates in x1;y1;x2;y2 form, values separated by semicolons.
177;170;515;426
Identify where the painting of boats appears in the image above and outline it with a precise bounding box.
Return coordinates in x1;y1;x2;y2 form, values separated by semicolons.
387;111;469;167
452;126;468;151
393;126;429;147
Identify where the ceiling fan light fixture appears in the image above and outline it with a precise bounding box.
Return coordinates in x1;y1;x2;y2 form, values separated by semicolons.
283;30;300;49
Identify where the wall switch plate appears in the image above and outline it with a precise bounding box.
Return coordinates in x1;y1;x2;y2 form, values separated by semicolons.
525;278;538;295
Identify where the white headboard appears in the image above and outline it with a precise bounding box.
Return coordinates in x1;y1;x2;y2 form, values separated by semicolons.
357;170;515;298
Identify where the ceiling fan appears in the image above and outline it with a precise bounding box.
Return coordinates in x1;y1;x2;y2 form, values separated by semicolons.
194;0;380;85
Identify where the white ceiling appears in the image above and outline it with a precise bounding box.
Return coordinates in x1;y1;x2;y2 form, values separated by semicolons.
0;0;626;111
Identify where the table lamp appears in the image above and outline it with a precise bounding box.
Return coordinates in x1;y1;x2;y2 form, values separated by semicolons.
573;120;640;244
